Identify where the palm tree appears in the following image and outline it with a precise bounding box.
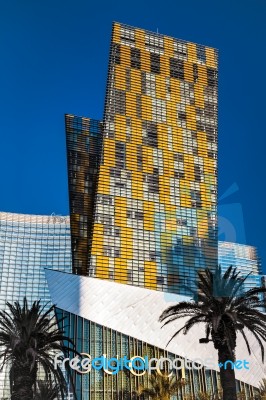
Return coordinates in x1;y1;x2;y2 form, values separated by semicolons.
139;372;184;399
34;380;60;400
258;378;266;399
159;266;266;400
0;297;73;400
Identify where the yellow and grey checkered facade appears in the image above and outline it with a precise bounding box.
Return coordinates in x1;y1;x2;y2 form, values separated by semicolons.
66;22;218;295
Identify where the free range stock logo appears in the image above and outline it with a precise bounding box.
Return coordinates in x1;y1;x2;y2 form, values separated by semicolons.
54;353;250;376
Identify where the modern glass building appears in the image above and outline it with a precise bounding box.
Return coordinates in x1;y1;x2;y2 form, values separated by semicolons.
66;22;218;296
0;212;72;399
0;22;264;400
219;241;265;303
45;23;265;400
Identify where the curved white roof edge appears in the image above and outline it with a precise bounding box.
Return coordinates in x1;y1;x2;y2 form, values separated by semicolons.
45;269;266;387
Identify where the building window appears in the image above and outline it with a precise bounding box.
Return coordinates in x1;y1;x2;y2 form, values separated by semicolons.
144;173;159;193
178;112;186;121
207;68;218;87
103;246;112;257
174;171;185;179
127;210;144;220
142;121;158;147
97;194;113;205
152;99;166;123
157;276;165;285
127;270;133;281
196;44;206;63
112;43;121;64
114;248;120;258
170;58;184;80
191;190;202;208
149;251;157;261
141;72;156;97
173;40;187;59
120;27;135;46
177;219;187;226
114;89;126;115
174;153;184;162
110;168;122;178
145;33;164;54
115;141;126;168
150;53;160;74
136;94;142;119
115;181;126;188
131;48;141;69
194;165;204;182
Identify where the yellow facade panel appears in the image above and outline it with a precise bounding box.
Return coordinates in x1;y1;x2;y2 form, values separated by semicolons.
135;28;145;48
163;149;174;176
186;105;196;130
198;218;209;238
132;171;143;199
115;65;126;90
114;258;127;283
169;79;181;102
164;36;174;57
126;143;137;170
161;56;170;77
93;223;104;235
187;43;197;63
184;61;194;83
206;47;217;68
140;49;150;72
115;115;126;141
198;65;208;85
113;23;121;44
131;69;141;93
155;75;166;99
103;139;116;167
144;261;157;289
121;45;131;65
97;170;110;195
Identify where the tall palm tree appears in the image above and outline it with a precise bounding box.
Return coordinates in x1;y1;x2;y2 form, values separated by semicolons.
139;372;184;399
159;266;266;400
0;297;73;400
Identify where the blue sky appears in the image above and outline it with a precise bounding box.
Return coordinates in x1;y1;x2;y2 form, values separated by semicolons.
0;0;265;270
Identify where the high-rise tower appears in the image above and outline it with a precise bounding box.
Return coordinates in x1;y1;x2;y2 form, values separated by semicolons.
66;22;218;295
45;20;266;400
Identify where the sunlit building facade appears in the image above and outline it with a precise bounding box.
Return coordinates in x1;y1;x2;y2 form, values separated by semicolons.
0;21;262;400
49;22;266;400
66;22;218;296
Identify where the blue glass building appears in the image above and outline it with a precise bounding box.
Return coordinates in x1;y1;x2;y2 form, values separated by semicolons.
0;212;72;399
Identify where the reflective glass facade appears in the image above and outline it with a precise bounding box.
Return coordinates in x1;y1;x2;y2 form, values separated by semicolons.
62;22;264;400
0;212;72;399
66;22;218;296
57;309;256;400
219;241;265;299
66;116;102;276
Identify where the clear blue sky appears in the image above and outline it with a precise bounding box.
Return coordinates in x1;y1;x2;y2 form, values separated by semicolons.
0;0;265;270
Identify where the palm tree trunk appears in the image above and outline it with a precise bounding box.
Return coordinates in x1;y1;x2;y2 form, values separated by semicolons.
218;345;237;400
10;361;37;400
